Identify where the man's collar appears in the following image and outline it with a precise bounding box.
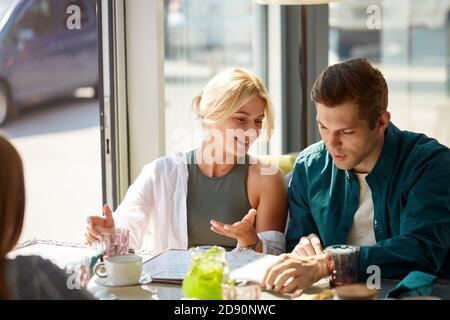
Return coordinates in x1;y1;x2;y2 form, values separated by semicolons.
367;122;399;180
346;122;399;181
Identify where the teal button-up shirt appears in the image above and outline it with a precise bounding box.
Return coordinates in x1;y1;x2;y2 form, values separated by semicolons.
286;123;450;280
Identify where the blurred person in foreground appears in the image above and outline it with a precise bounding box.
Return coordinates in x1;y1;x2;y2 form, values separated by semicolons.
0;135;92;300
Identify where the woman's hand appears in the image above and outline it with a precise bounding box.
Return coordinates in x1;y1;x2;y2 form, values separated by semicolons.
210;208;259;248
84;204;115;245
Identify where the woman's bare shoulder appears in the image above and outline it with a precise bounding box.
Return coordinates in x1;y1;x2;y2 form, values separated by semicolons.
248;156;285;188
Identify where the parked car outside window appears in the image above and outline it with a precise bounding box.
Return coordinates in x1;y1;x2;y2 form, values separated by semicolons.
0;0;98;126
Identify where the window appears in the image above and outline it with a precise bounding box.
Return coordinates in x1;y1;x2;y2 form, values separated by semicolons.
164;0;266;153
0;0;15;21
1;0;101;244
329;0;450;147
11;0;54;42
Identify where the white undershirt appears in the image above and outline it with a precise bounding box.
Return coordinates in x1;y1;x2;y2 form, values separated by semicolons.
347;173;377;246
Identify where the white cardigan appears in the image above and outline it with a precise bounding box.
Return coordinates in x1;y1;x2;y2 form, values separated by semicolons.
113;152;285;255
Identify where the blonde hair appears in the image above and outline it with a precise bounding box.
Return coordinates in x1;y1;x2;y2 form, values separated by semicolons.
192;68;275;140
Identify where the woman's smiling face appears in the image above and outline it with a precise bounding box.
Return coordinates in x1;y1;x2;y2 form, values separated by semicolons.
208;96;266;160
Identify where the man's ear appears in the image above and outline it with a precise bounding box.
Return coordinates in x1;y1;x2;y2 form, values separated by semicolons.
377;111;391;132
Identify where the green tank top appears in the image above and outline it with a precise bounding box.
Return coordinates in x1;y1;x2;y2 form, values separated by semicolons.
186;149;252;250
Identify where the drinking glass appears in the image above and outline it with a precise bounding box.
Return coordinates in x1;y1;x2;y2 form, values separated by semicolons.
182;245;230;300
325;245;360;287
97;228;130;258
222;279;261;300
64;256;91;290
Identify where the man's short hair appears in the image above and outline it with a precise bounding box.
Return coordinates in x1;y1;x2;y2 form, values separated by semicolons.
311;58;388;129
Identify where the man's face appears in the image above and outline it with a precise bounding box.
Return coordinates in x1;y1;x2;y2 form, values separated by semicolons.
316;102;388;173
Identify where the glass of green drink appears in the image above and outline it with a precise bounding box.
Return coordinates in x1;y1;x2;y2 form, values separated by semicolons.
182;245;229;300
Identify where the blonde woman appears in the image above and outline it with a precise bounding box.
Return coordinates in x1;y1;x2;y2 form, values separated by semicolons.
85;68;288;254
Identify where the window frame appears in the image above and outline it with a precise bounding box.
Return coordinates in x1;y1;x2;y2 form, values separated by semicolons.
278;4;329;153
98;0;165;207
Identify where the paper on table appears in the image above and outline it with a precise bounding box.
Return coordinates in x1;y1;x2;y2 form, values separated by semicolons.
142;249;279;284
228;249;279;283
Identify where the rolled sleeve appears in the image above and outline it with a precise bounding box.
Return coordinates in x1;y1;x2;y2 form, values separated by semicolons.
285;161;319;252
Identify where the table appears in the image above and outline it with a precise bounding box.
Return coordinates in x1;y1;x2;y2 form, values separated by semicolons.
9;241;450;300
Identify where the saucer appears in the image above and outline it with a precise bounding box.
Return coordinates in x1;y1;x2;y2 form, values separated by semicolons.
333;284;379;300
94;273;153;287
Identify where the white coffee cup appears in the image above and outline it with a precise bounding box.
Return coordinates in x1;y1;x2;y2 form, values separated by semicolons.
95;254;143;286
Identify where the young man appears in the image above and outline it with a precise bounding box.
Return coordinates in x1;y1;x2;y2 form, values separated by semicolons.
262;58;450;294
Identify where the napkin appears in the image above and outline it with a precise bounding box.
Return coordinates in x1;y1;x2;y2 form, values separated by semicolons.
385;271;438;299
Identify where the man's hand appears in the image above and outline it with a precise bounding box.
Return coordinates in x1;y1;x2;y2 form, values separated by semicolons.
292;233;323;257
84;204;115;245
210;208;260;248
261;253;329;296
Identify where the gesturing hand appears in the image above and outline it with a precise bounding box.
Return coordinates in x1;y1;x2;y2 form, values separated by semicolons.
84;204;115;245
210;208;259;248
